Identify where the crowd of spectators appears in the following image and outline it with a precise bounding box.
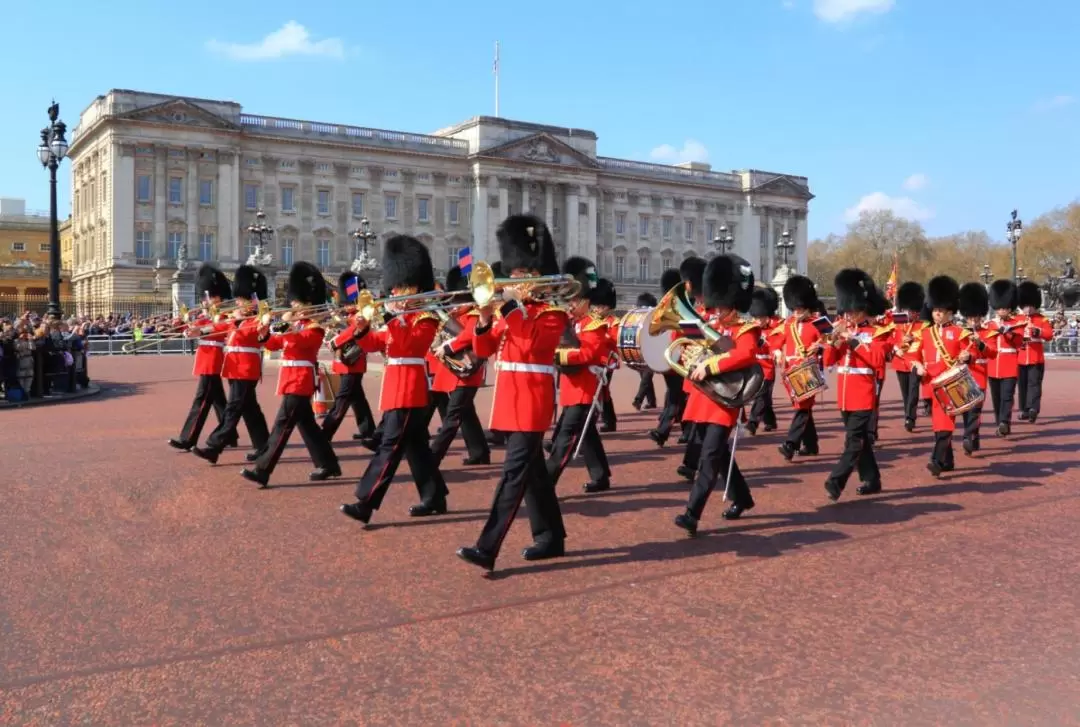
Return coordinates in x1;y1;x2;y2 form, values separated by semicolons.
1;312;93;402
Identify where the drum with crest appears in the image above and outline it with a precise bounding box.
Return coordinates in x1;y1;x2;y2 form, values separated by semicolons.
931;364;984;415
617;307;672;374
782;358;827;403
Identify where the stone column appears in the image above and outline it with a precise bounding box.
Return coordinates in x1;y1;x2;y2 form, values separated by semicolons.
217;152;234;262
585;187;598;262
186;151;199;254
470;172;488;261
113;144;135;259
566;185;580;258
740;195;759;281
520;181;529;215
154;149;167;258
544;183;554;230
794;211;808;274
497;178;509;225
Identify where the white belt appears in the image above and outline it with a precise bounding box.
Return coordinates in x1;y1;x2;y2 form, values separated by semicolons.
756;354;771;360
496;361;556;375
225;346;261;354
281;360;315;368
998;347;1017;353
975;359;988;365
385;357;426;366
199;341;225;348
836;366;874;375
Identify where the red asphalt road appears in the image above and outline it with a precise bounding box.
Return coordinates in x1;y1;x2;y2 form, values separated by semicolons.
1;357;1079;725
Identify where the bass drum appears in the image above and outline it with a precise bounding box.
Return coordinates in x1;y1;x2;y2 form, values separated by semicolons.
617;308;672;373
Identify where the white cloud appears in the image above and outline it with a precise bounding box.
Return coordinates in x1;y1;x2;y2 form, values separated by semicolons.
649;140;709;164
1033;94;1075;113
813;0;895;23
902;173;928;191
205;21;345;61
844;192;932;222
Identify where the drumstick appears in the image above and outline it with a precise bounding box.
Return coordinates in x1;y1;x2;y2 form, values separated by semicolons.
722;419;740;502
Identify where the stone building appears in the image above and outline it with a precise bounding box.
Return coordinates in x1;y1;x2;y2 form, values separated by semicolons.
0;198;72;301
67;89;812;306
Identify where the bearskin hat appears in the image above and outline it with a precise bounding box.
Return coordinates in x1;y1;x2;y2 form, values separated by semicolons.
896;281;925;313
195;263;231;301
337;271;366;304
233;264;268;302
834;268;887;315
562;256;601;303
490;261;503;278
927;275;960;313
382;235;435;292
660;268;682;295
702;254;755;313
594;278;617;309
287;261;328;306
920;302;933;323
636;292;658;308
782;274;819;312
679;256;707;294
958;282;990;319
748;287;780;318
1017;280;1042;310
496;214;558;276
444;265;466;293
988;279;1017;310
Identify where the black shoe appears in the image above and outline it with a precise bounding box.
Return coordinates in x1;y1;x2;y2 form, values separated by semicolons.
224;439;239;449
798;446;819;456
191;446;219;464
904;418;915;432
763;424;777;432
677;431;691;445
647;429;666;447
722;501;754;520
241;468;270;488
462;454;491;465
409;501;448;517
632;400;643;411
340;502;372;524
643;402;657;410
599;424;615;433
309;466;342;481
457;546;496;571
352;432;372;441
856;481;882;496
583;479;610;493
522;541;565;561
824;478;843;501
245;451;260;463
676;464;696;481
779;443;795;462
962;438;975;456
1027;411;1038;424
997;422;1010;437
746;421;759;436
972;435;981;452
674;512;698;536
360;437;380;452
168;438;192;451
926;461;943;478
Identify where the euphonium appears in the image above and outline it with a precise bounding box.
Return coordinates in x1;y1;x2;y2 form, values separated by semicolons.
430;308;484;378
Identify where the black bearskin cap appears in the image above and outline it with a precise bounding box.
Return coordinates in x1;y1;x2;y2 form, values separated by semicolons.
834;268;887;315
445;266;467;293
195;263;231;301
927;275;960;313
490;261;503;278
1017;280;1042;309
988;279;1017;310
233;265;267;301
782;274;819;312
660;268;682;295
594;278;617;309
679;257;707;293
958;282;990;319
703;254;755;313
287;262;328;306
636;292;658;308
920;302;933;323
748;287;780;318
896;281;925;313
562;256;601;303
382;235;435;292
496;214;559;276
337;271;366;303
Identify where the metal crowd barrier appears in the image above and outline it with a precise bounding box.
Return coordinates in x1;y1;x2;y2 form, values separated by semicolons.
84;334;196;356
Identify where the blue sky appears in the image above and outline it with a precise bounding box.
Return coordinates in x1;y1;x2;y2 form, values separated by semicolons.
1;0;1076;241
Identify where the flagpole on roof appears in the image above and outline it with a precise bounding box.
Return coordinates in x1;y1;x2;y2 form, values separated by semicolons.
493;41;500;118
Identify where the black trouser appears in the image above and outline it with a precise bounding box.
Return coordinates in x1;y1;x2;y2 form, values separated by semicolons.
600;386;617;430
869;378;884;437
547;403;611;487
931;431;956;469
320;373;375;441
896;370;920;422
633;369;657;408
785;408;818;451
178;374;228;446
655;372;687;439
962;405;984;445
989;377;1016;426
1017;364;1045;416
205;378;270;453
686;423;752;519
748;378;777;428
682;422;706;471
353;407;449;511
253;393;338;477
476;431;565;558
431;386;490;464
424;391;450;430
827;410;880;489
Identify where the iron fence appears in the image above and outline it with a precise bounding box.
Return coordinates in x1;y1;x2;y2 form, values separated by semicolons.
0;294;174;319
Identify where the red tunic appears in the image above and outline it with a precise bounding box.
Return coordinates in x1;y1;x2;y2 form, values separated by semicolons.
755;318;783;381
221;318;264;381
682;310;724;423
603;313;621;371
986;316;1025;379
556;313;615;407
188;316;230;376
914;323;978;432
891;320;927;373
329;323;368;375
1018;314;1054;366
263;322;324;397
439;310;487;389
474;301;568;432
358;312;439;411
821;320;890;412
778;317;823;410
690;319;760;428
967;326;999;389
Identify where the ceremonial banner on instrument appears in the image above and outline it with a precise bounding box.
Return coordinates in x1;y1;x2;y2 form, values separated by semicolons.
458;246;473;274
885;253;898;304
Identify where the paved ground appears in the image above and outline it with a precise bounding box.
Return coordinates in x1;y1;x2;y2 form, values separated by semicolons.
2;357;1079;725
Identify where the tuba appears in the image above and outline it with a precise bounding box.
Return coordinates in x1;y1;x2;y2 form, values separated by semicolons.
430;307;484;379
650;283;764;408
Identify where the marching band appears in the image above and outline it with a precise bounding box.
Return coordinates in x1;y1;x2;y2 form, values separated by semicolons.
166;211;1055;573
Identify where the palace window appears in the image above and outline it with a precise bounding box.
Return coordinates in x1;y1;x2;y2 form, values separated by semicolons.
10;242;25;252
198;233;214;260
662;254;673;271
281;187;295;213
135;232;152;262
553;207;561;230
448;200;460;224
685;219;694;240
351;192;365;217
167;232;183;260
136;175;152;203
639;215;649;238
662;217;673;239
317;189;331;216
615;254;625;280
317;238;331;267
417;197;430;222
244;184;258;211
616;212;626;235
282;238;295;266
168;177;183;205
39;243;51;252
706;220;716;241
199;180;214;206
385;194;398;220
447;246;459;271
244;236;258;261
638;255;650;280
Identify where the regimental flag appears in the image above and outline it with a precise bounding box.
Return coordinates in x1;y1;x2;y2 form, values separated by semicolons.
458;246;473;274
884;253;898;304
344;275;360;302
812;315;834;335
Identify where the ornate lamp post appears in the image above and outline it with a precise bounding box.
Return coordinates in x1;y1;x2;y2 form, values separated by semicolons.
712;225;734;256
37;102;68;319
1006;209;1023;282
1016;267;1027;284
776;228;796;271
351;217;378;273
980;264;993;286
245;210;274;266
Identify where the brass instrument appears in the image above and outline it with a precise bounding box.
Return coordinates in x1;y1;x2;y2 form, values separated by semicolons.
430;308;484;379
120;305;199;353
652;283;764;408
470;260;581;307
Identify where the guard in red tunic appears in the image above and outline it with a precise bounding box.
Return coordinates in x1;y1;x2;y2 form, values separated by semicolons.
430;265;492;467
547;257;615;493
339;236;450;523
957;282;999;455
676;306;727;482
986;279;1023;436
776;275;823;460
169;263;235;451
673;254;759;536
676;257;708;447
322;272;376;443
192;265;270;463
746;287;780;435
593;278;620;432
1016;281;1053;423
819;268;892;500
891;282;927;432
648;268;689;446
867;300;891;446
241;262;340;487
631;292;659;410
910;276;981;477
457;215;568;571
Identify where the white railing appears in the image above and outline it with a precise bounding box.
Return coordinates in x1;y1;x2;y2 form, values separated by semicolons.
597;157;743;188
239;114;470;153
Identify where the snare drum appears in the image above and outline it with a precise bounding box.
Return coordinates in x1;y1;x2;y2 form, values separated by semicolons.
931;364;984;415
618;308;671;374
782;358;827;403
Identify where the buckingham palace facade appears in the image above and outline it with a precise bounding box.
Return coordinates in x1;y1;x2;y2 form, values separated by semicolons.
66;89;813;307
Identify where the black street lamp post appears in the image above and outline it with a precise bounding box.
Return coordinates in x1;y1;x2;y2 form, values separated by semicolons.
351;217;378;272
712;225;734;256
37;102;68;319
245;209;274;266
980;264;993;286
1006;209;1023;282
1016;267;1027;284
776;228;796;270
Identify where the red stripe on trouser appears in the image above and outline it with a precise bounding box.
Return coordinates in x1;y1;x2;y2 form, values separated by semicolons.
492;441;531;553
362;409;411;506
555;415;584;479
265;403;297;470
182;381;214;442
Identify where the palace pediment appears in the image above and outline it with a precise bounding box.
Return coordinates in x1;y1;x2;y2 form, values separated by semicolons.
118;99;240;131
751;174;814;201
477;133;598;169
